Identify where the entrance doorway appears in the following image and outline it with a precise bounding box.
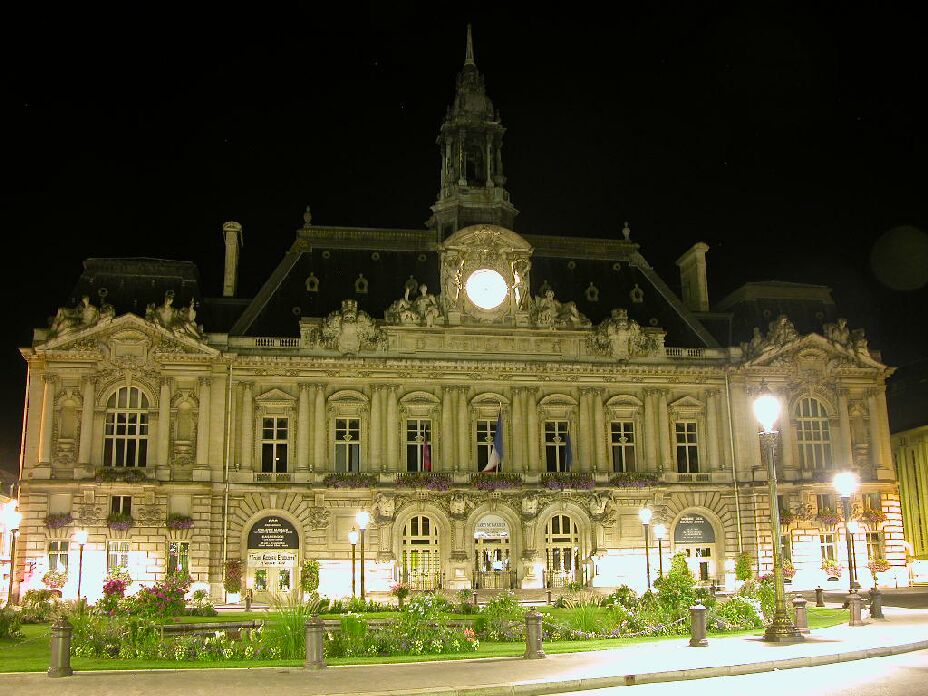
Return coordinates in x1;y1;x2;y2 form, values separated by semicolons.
673;513;718;585
246;515;300;602
474;514;513;589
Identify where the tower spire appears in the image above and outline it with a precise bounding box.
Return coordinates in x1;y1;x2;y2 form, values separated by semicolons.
465;23;475;66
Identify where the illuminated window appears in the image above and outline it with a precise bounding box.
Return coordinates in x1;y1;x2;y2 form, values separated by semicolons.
545;421;570;472
675;421;699;473
103;386;149;467
866;532;883;561
335;418;361;473
610;421;636;473
110;495;132;516
794;397;833;470
476;419;498;472
107;541;130;570
48;541;69;572
820;532;837;561
406;419;432;472
167;541;189;574
261;417;289;473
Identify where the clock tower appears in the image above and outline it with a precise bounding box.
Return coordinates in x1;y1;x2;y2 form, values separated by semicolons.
428;25;519;238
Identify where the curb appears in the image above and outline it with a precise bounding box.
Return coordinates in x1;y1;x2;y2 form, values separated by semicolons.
348;638;928;696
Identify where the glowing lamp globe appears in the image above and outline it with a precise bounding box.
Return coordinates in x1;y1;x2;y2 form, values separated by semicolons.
753;392;782;432
348;528;359;545
74;528;89;545
653;523;667;540
833;471;859;498
638;507;653;525
465;269;508;309
355;510;370;530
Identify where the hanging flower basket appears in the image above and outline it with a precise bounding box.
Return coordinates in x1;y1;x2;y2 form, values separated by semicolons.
107;512;135;531
609;472;660;488
321;472;378;489
867;558;892;574
395;472;452;491
44;513;74;529
821;558;842;578
166;513;194;530
42;569;68;590
224;559;243;594
778;508;801;527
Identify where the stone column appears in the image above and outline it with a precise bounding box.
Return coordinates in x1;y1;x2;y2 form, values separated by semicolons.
386;386;399;471
78;376;96;465
875;387;894;476
837;389;855;469
657;389;672;472
297;383;311;472
157;377;172;468
241;382;254;470
593;389;607;473
511;388;523;472
195;376;212;467
313;386;326;470
369;386;383;472
705;389;721;471
778;393;796;471
38;373;58;464
442;386;455;472
526;388;540;472
867;389;883;471
456;387;470;472
578;389;592;471
644;389;658;472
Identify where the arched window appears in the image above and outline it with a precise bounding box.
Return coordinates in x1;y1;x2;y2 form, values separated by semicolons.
103;386;149;467
794;397;833;470
401;515;441;590
544;514;581;588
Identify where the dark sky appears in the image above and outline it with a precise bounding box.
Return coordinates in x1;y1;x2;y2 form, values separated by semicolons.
1;3;924;477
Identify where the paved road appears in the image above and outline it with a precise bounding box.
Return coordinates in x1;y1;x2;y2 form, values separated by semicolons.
801;586;928;608
557;648;928;695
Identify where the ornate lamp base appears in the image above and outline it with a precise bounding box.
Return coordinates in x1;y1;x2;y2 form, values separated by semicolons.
763;611;805;643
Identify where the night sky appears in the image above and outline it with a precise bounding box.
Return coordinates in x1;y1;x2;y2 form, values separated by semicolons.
2;4;924;479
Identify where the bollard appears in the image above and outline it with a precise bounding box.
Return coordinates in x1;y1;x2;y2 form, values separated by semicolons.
546;588;552;606
847;591;865;627
688;603;708;647
245;590;252;613
815;586;825;607
304;615;326;670
48;616;73;678
472;590;478;607
792;596;810;634
523;609;546;659
869;587;885;619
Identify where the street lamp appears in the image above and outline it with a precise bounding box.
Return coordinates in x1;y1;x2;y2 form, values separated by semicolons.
653;523;667;579
639;507;652;590
356;510;370;600
348;528;359;597
834;471;861;592
74;528;88;604
753;386;803;643
3;500;22;606
847;520;860;589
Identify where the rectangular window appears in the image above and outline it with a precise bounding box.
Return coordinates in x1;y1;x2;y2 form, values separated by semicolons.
544;421;570;473
405;419;432;472
107;541;130;570
820;532;837;561
254;568;267;591
48;541;69;572
278;569;291;592
816;494;836;515
863;492;882;511
167;541;190;575
111;495;132;516
476;419;498;472
261;417;289;473
866;531;883;560
610;421;636;473
675;422;699;473
335;418;361;473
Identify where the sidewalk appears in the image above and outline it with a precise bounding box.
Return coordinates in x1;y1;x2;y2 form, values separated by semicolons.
2;605;927;696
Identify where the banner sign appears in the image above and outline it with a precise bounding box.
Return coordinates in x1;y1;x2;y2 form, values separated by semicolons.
673;514;716;543
475;514;510;538
248;551;297;567
248;516;299;549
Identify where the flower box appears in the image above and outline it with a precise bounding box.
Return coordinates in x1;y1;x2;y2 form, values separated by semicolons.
609;472;660;488
166;513;195;530
541;472;595;490
858;508;887;526
472;473;522;491
815;509;843;526
44;513;74;529
395;472;452;491
107;512;135;531
321;472;378;489
95;467;148;483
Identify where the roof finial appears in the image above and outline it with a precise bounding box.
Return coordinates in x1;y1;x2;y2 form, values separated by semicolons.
465;23;475;66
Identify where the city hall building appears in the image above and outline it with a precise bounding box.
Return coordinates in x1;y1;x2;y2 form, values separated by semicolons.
11;30;907;603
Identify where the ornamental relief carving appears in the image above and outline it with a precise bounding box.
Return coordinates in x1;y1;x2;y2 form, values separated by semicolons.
135;504;165;527
319;300;387;355
306;506;330;530
74;503;105;527
588;309;665;358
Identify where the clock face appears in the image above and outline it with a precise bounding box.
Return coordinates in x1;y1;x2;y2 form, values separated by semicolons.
465;268;508;310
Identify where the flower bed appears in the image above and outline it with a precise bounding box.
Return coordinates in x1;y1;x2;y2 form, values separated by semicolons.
395;472;451;490
609;472;660;488
541;472;594;490
166;514;194;530
44;512;74;529
472;473;522;491
322;472;378;489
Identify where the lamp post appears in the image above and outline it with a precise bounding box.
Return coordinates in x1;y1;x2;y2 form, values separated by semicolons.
639;507;652;590
847;520;860;588
653;523;667;579
348;528;359;597
356;511;369;600
834;472;861;592
74;528;88;603
3;501;22;606
753;386;803;643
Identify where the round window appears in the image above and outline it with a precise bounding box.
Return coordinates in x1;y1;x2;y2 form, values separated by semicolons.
465;269;508;310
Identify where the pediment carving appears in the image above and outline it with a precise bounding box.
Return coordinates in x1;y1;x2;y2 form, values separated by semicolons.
42;313;218;358
741;316;884;370
588;308;665;358
318;300;387;355
254;388;296;406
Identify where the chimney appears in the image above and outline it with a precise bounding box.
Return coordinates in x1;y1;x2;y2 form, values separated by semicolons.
222;221;243;297
675;242;710;312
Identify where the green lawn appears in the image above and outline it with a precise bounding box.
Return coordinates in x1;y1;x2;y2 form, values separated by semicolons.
0;607;848;673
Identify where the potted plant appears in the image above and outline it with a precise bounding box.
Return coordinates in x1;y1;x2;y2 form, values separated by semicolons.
390;581;410;608
224;559;243;603
867;557;892;586
300;559;320;598
821;558;842;579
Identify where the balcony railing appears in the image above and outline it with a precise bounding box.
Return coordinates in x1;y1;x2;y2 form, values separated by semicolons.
665;347;706;358
255;472;293;483
252;337;300;348
474;570;517;590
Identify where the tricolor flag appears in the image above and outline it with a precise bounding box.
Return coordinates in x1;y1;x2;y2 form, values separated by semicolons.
565;429;573;471
483;412;504;472
422;437;432;472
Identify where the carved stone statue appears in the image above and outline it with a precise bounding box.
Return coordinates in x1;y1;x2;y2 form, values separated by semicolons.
511;257;531;310
533;289;558;328
850;328;869;355
588;308;665;358
145;291;204;340
321;299;386;354
415;284;442;327
824;318;851;348
385;284;443;327
49;295;108;338
373;493;395;523
532;289;590;329
741;314;799;360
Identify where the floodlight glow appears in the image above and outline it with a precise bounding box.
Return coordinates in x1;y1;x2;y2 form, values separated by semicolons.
753;392;782;432
638;507;653;524
833;471;859;498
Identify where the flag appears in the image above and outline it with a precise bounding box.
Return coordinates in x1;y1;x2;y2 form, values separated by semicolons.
422;437;432;472
565;429;573;471
483;412;504;472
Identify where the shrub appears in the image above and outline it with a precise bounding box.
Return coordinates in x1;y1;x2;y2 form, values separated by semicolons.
476;590;523;641
264;593;316;659
224;559;243;594
96;571;131;617
186;588;218;617
129;572;191;617
735;552;753;581
712;595;764;631
601;585;640;611
0;606;23;640
564;594;604;634
737;578;775;620
651;553;696;620
301;559;320;595
20;589;61;624
390;582;410;605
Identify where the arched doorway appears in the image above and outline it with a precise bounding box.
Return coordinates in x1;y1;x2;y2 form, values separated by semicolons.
544;514;582;588
673;513;718;584
401;515;442;590
473;513;514;589
246;515;299;602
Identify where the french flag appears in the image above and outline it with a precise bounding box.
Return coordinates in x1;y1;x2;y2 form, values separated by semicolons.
483;412;504;472
422;437;432;472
